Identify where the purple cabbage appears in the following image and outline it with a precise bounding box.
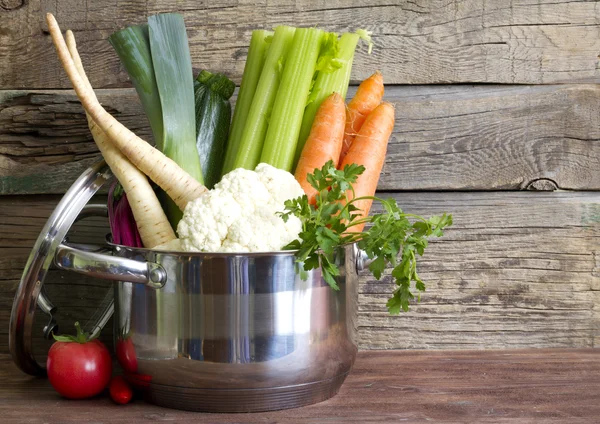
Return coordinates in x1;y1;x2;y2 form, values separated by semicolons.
108;181;143;248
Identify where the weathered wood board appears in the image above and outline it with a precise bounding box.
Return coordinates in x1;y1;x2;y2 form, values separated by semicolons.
2;84;599;194
0;90;153;194
0;0;598;355
1;191;598;354
1;0;599;89
362;191;600;349
2;350;600;422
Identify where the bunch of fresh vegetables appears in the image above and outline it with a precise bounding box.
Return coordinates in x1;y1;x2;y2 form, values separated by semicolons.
101;18;373;250
286;70;452;313
222;27;369;174
108;15;234;230
46;12;451;317
107;21;365;236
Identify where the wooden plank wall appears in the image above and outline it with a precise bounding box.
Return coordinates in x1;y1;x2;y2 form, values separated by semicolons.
0;0;599;355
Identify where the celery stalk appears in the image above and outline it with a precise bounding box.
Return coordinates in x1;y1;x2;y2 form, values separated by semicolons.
293;32;360;169
230;26;296;171
222;29;272;175
260;28;324;171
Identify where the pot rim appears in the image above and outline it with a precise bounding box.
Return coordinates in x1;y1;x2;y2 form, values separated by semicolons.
108;239;358;258
108;239;301;258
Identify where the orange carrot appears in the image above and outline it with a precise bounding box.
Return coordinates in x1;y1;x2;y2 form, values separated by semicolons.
295;93;346;204
339;71;384;163
340;102;395;232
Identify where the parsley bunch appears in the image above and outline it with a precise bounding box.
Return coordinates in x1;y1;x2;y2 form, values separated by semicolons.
280;161;452;314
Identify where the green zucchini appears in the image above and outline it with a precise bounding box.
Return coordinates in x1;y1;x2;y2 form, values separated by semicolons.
194;70;235;189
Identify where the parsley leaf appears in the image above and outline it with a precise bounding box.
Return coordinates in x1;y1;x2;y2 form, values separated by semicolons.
279;161;452;314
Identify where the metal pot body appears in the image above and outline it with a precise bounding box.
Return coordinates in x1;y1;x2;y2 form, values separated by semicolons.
112;244;360;412
9;161;361;412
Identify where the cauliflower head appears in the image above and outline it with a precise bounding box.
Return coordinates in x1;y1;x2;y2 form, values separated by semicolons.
177;163;304;252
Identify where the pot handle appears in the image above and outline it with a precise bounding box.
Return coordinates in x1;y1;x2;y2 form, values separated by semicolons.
36;203;110;324
54;244;167;289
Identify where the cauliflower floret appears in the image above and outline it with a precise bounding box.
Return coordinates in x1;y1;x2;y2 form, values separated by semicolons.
255;162;304;206
215;167;271;208
178;188;242;252
176;163;303;253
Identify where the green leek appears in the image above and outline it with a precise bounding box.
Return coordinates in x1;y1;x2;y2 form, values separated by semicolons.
110;14;204;228
108;25;164;148
148;14;203;226
148;14;202;182
222;29;272;175
260;28;324;171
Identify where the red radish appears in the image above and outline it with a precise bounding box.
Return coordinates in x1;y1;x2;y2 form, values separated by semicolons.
116;336;138;374
109;376;133;405
125;373;152;389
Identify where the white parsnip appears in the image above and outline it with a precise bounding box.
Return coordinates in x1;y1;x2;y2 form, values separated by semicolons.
65;31;175;248
46;13;207;211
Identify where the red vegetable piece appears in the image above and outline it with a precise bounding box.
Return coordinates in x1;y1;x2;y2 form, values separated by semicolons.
125;372;152;389
46;322;112;399
109;376;133;405
108;182;143;248
116;336;138;373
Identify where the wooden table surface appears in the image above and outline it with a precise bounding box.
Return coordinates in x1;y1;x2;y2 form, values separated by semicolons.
2;349;599;423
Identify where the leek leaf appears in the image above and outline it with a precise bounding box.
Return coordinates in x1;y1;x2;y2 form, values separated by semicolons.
109;25;164;149
148;13;203;183
148;13;204;227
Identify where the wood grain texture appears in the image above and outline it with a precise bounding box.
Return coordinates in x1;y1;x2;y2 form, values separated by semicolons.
0;0;599;89
1;191;598;354
2;84;599;194
0;90;152;194
361;191;600;349
1;349;600;423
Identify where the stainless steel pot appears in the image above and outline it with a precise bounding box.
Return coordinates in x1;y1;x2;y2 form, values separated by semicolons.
10;161;368;412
